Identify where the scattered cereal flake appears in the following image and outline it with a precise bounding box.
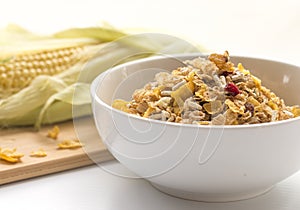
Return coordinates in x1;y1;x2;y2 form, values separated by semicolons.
57;140;84;149
0;147;24;163
47;125;60;140
30;148;47;157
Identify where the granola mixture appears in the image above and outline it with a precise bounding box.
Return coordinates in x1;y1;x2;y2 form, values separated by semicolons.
112;51;300;125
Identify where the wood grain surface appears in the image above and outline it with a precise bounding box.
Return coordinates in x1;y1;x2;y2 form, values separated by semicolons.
0;116;114;185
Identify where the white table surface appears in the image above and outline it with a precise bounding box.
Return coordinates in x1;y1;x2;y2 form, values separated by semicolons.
0;0;299;209
1;162;300;210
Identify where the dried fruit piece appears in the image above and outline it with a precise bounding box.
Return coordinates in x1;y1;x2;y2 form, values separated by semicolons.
0;147;24;163
245;102;255;114
58;139;83;149
47;125;60;139
30;148;47;157
224;83;240;96
220;71;232;77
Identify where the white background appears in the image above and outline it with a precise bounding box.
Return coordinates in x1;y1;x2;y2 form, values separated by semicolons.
0;0;299;209
0;0;299;64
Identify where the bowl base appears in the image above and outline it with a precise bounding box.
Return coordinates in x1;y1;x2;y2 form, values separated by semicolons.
151;183;273;202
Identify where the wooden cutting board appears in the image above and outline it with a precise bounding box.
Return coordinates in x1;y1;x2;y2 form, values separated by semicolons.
0;116;114;185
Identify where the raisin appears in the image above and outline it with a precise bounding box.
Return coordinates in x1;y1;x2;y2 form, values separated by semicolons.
220;71;232;77
245;102;255;114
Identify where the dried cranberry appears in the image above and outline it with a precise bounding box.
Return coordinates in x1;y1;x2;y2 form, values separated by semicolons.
245;102;254;114
224;83;240;96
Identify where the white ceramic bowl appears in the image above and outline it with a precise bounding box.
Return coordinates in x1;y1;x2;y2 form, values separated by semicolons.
90;54;300;202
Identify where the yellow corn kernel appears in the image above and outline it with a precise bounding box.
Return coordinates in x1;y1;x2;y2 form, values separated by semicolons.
0;46;84;99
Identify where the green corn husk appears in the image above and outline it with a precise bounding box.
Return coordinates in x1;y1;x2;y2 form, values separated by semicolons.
0;25;204;129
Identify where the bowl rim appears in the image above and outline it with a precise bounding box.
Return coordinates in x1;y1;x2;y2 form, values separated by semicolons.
90;53;300;130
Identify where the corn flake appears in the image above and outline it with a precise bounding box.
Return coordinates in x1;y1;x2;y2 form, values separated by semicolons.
203;100;223;114
30;148;47;157
0;147;24;163
47;125;60;140
58;140;84;149
291;106;300;117
225;99;245;114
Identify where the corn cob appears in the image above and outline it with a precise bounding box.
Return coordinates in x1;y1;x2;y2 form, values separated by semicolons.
0;25;132;127
0;46;84;99
0;25;126;100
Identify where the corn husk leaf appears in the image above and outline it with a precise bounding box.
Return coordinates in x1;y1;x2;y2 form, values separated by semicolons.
0;25;204;129
53;27;126;42
35;83;91;126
